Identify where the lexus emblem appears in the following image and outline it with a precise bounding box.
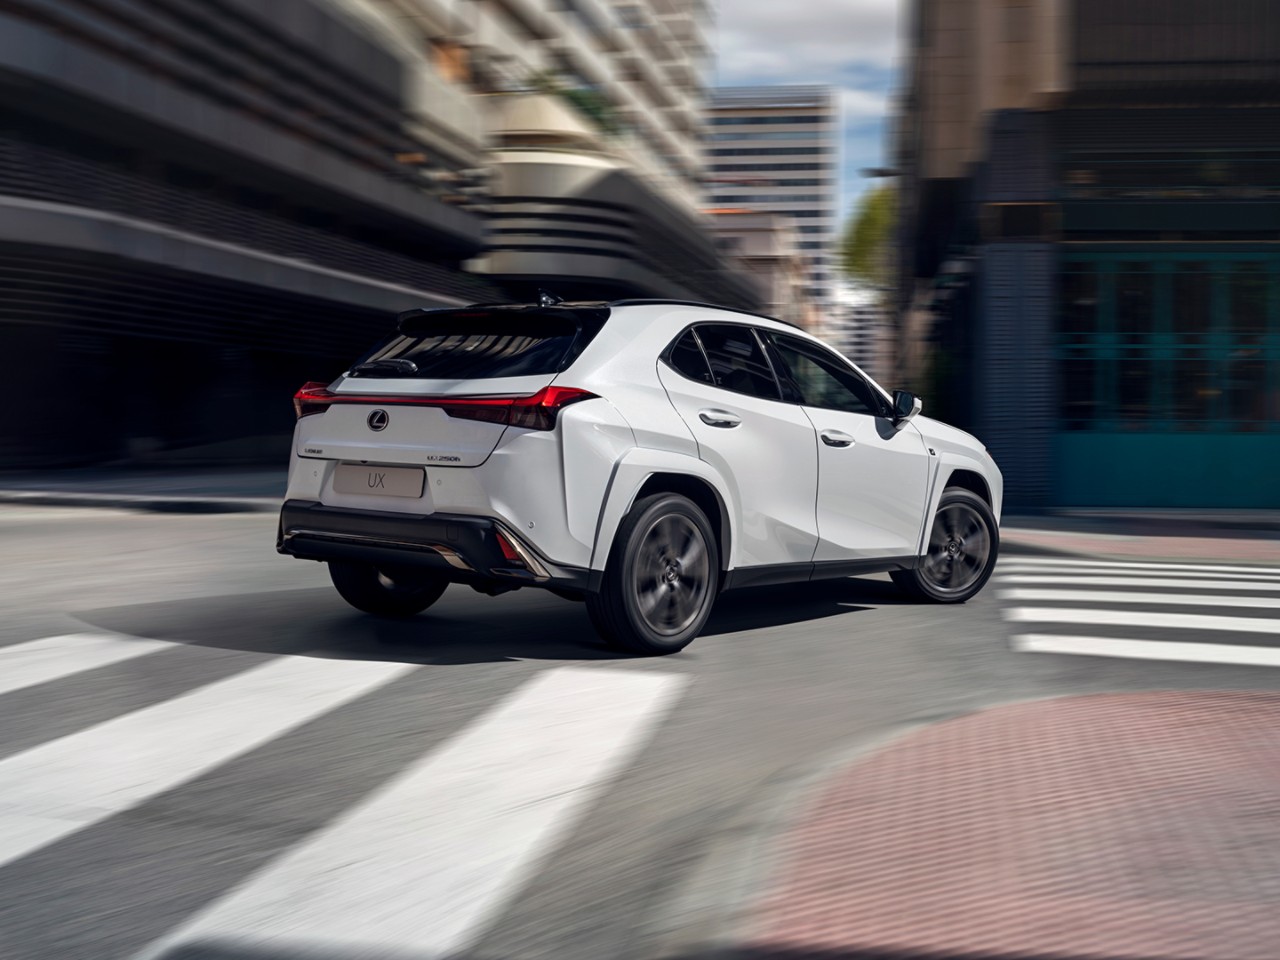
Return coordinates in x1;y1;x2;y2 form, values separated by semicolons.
367;409;389;432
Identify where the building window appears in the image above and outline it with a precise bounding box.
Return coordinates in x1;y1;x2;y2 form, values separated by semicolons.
1057;255;1280;432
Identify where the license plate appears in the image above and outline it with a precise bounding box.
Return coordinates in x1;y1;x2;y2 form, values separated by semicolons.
332;463;425;498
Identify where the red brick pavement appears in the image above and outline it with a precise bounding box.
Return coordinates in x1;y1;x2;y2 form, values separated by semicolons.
748;692;1280;960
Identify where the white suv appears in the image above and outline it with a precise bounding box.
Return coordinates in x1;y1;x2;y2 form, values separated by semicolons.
279;299;1002;654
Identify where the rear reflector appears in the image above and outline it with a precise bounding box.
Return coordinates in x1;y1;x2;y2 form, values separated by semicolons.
494;530;525;566
292;382;597;432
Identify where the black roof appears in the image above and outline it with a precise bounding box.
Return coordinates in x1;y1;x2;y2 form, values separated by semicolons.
396;298;795;329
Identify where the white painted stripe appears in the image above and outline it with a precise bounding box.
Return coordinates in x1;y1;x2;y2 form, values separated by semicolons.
0;633;172;697
1014;633;1280;667
998;576;1280;592
142;666;688;960
1006;607;1280;636
998;566;1280;582
0;656;414;868
1000;589;1280;610
1001;558;1280;576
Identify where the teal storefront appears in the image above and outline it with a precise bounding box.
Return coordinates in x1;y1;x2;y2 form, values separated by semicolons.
1056;249;1280;507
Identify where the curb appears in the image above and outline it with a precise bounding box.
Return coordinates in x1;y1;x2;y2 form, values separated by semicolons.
0;491;280;514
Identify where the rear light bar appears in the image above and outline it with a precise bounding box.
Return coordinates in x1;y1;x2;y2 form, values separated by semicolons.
292;383;597;432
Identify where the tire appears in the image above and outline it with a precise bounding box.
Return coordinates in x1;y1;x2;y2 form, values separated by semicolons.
328;561;449;618
892;487;999;603
586;493;719;655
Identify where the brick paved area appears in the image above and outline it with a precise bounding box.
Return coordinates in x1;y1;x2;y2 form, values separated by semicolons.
748;692;1280;960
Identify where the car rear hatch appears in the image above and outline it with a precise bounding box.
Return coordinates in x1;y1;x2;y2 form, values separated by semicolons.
294;304;609;467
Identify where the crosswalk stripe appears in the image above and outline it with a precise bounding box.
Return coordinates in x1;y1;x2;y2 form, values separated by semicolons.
0;656;415;869
998;575;1280;592
1000;589;1280;610
0;633;172;697
1000;558;1280;576
140;666;688;960
1006;607;1280;635
1013;633;1280;667
998;566;1280;583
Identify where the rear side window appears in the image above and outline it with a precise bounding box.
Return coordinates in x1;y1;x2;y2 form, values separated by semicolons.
695;325;780;400
351;310;603;379
666;330;713;383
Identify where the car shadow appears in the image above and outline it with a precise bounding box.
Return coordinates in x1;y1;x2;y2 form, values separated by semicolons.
72;577;909;665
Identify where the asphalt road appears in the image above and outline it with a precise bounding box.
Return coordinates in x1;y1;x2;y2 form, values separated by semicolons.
2;505;1278;960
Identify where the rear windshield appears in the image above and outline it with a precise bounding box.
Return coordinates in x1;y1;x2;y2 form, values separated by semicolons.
350;309;607;380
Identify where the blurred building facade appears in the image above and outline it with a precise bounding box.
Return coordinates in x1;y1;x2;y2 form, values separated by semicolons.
706;86;840;307
707;210;809;327
826;300;889;382
899;0;1280;509
339;0;756;305
0;0;754;468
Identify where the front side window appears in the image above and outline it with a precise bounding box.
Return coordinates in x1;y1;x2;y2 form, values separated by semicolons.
768;334;884;416
694;325;780;400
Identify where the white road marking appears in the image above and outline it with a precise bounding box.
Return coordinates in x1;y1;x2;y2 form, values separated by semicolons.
1000;589;1280;610
998;566;1280;583
998;576;1280;592
0;633;172;697
141;666;688;960
0;656;414;868
999;558;1280;576
1014;633;1280;667
1006;607;1280;636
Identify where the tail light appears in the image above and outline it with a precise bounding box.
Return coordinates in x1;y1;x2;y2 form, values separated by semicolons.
293;382;335;418
448;386;598;431
292;381;597;431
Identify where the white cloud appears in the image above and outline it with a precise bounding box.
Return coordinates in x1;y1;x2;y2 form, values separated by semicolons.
839;87;892;120
714;0;902;83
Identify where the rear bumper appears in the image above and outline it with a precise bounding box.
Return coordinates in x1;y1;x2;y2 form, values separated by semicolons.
277;500;598;593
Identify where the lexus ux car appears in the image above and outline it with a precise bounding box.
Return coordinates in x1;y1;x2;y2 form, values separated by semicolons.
279;299;1002;654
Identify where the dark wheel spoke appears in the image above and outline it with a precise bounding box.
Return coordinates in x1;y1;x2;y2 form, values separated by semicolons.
631;512;712;637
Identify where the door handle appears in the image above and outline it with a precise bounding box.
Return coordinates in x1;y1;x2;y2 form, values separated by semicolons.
820;429;855;448
698;408;742;428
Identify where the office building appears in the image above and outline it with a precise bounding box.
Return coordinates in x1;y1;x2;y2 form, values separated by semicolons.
706;86;840;306
898;0;1280;508
343;0;756;306
707;210;809;327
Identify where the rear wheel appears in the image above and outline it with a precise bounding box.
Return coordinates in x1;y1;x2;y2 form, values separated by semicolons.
328;561;449;617
892;488;998;603
587;493;718;655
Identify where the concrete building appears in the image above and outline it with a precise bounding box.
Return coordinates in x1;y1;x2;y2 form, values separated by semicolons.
341;0;756;307
706;86;840;307
0;0;755;467
898;0;1280;509
707;210;809;327
0;0;501;468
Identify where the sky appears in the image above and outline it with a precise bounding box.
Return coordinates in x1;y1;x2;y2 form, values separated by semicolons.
711;0;902;235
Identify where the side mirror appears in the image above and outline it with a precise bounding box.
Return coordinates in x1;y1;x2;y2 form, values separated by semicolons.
892;389;923;426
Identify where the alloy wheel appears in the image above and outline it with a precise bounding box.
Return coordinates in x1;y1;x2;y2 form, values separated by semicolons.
919;501;992;596
632;514;711;636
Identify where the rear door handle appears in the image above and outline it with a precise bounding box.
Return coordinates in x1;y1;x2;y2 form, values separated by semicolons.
820;429;855;448
698;408;742;428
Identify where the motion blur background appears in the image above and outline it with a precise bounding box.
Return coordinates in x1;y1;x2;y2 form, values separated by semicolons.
0;0;1276;512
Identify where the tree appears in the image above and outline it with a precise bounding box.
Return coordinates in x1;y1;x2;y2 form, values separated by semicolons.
839;184;896;292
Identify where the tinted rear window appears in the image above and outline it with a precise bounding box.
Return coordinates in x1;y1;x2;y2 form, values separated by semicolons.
351;310;605;379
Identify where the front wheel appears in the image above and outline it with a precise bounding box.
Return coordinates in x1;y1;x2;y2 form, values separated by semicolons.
328;561;449;618
892;488;998;603
587;493;719;655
